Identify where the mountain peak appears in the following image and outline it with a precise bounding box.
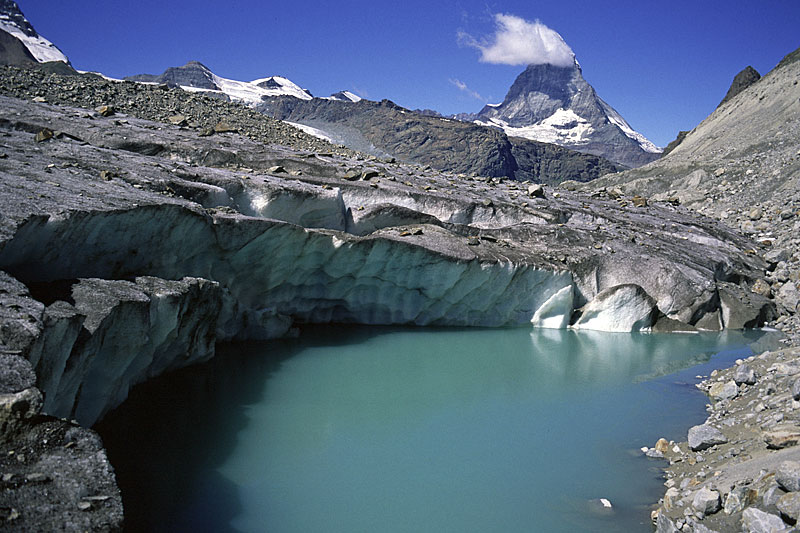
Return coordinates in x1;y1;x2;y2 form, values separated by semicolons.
125;60;219;90
474;56;660;168
718;65;761;107
0;0;70;64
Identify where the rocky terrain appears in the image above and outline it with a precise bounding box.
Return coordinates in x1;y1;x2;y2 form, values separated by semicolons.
573;46;800;532
259;94;621;183
127;60;622;184
0;56;783;529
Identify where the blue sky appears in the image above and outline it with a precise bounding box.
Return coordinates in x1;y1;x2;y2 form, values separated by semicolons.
19;0;800;147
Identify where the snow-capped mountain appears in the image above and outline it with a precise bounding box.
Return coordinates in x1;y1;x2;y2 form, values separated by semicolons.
473;59;660;168
0;0;69;64
324;90;362;102
126;61;362;106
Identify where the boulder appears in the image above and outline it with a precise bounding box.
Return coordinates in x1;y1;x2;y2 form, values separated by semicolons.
718;283;777;329
709;379;739;401
734;364;757;385
766;427;800;450
688;424;728;451
777;492;800;522
777;461;800;492
741;507;790;532
692;487;721;515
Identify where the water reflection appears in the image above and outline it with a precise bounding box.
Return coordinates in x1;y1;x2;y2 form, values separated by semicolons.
97;326;780;533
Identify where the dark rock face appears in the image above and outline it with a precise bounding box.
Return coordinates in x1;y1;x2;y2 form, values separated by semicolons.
125;60;221;90
719;65;761;107
474;60;662;168
0;1;37;38
660;130;690;158
0;28;36;66
258;95;619;184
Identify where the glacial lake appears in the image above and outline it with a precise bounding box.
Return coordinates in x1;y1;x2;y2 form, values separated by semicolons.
97;326;781;532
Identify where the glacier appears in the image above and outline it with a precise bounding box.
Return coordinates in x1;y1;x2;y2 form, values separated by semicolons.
0;94;776;427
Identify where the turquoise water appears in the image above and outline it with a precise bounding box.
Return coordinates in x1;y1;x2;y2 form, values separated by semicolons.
97;326;780;533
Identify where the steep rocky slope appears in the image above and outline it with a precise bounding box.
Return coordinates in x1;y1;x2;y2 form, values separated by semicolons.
571;47;800;533
259;95;620;183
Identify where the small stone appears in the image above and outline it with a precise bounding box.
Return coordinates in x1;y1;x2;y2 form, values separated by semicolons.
748;207;763;221
688;424;728;451
213;122;237;133
741;507;789;532
34;128;54;143
527;184;545;198
77;501;92;511
94;105;114;117
734;364;757;385
751;279;772;297
167;114;187;126
32;96;46;103
7;508;19;521
481;199;493;207
361;170;379;180
342;170;361;181
664;487;681;511
777;460;800;492
655;438;670;453
792;379;800;401
268;165;287;174
632;195;648;207
25;472;50;483
777;492;800;522
467;236;481;246
99;170;114;181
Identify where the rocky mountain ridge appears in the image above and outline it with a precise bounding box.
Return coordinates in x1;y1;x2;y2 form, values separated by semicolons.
126;60;622;184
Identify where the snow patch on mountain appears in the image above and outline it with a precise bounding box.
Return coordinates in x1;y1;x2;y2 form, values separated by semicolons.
181;74;313;104
477;108;595;145
598;98;661;153
285;121;334;142
324;90;362;102
0;8;68;63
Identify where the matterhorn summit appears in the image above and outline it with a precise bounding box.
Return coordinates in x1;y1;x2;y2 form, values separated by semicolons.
0;0;69;64
474;58;661;168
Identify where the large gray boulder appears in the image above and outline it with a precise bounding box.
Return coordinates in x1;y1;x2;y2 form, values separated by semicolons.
688;424;728;451
777;461;800;492
741;507;790;533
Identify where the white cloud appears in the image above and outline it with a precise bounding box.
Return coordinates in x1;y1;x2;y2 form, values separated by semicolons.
459;14;575;67
449;78;485;101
